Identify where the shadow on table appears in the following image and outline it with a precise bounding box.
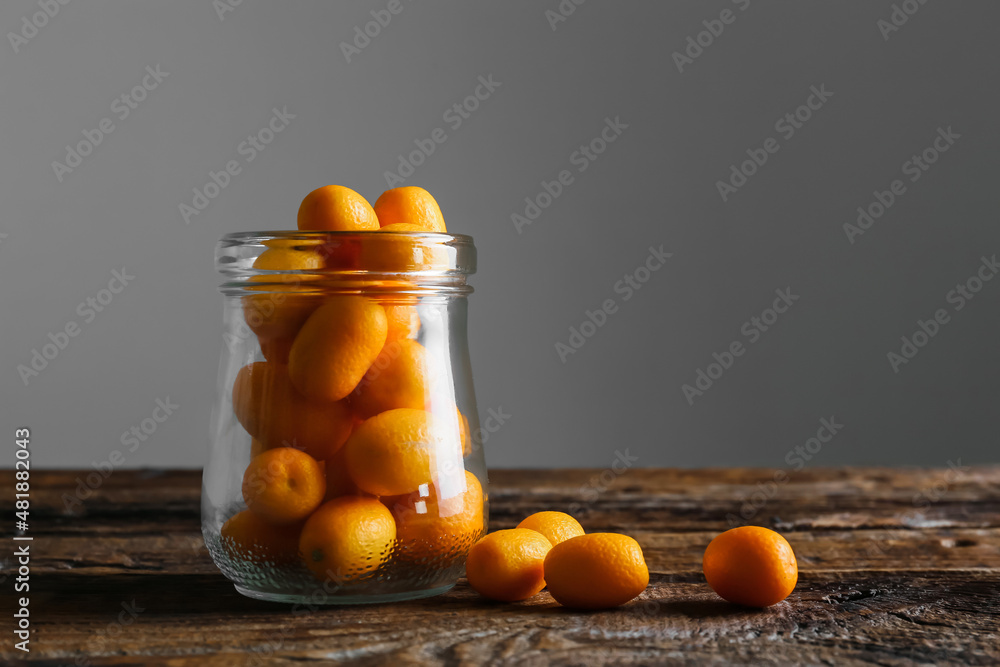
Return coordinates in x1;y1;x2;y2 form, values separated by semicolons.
33;572;766;622
650;599;753;619
33;573;282;617
33;573;503;617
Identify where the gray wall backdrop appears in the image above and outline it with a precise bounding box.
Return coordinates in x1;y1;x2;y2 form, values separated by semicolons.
3;1;998;470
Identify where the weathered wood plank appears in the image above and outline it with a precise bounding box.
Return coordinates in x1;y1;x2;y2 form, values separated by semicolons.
11;528;999;578
7;467;999;530
13;571;1000;666
1;468;997;665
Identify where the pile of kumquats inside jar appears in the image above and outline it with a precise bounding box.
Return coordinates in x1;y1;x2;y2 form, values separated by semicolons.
219;184;800;610
222;185;480;591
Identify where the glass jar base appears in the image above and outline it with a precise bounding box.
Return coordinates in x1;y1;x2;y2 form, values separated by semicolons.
233;582;456;605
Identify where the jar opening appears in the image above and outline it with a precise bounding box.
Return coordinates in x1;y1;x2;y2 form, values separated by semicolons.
216;231;476;295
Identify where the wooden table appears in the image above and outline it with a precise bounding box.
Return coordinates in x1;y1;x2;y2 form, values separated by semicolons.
4;467;999;665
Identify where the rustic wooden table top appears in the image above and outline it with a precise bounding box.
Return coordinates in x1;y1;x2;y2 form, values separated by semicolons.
3;467;999;665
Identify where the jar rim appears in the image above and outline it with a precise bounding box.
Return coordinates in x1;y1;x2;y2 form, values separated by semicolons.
215;230;477;295
219;230;475;244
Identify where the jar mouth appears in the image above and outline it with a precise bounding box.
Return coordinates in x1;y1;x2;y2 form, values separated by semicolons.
216;231;476;296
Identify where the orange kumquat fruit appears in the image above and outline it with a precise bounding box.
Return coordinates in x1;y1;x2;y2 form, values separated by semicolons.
221;510;303;565
288;297;388;402
297;185;379;231
342;408;456;496
543;533;649;609
517;511;584;547
299;496;396;582
385;470;484;563
374;187;447;232
466;529;552;602
702;526;798;607
241;447;326;525
232;362;353;460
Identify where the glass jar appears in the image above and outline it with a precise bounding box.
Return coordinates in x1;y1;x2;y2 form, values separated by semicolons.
203;230;486;604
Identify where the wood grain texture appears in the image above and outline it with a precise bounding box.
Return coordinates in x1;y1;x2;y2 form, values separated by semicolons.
2;467;998;665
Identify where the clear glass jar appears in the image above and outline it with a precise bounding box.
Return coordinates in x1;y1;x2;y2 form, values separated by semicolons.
203;230;486;604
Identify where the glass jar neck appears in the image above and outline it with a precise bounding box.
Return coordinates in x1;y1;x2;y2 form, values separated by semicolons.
216;231;476;296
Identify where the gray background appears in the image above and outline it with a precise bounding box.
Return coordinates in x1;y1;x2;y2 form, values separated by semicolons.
3;0;997;471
